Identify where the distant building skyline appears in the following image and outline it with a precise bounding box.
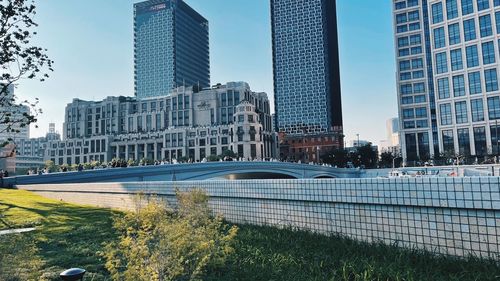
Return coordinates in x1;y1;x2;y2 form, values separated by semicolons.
16;1;397;143
134;0;210;99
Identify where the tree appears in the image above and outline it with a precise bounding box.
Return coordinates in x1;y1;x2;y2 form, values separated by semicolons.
207;155;220;162
321;148;348;167
357;143;378;169
1;0;53;146
103;190;238;281
44;159;57;173
220;149;236;159
380;152;394;168
127;158;137;167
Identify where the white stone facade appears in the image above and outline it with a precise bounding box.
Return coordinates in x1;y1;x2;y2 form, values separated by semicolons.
45;82;277;165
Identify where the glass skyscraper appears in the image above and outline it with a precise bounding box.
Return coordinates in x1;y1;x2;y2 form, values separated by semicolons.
271;0;343;136
393;0;500;164
134;0;210;99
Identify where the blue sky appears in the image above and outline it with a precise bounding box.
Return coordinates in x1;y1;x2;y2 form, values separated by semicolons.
17;0;397;144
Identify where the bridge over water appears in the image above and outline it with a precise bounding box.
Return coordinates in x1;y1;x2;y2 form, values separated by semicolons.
4;162;362;186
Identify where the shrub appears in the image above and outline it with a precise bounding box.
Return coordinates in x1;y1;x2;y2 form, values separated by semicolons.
103;189;238;281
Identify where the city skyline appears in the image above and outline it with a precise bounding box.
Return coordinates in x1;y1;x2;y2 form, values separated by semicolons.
14;0;397;144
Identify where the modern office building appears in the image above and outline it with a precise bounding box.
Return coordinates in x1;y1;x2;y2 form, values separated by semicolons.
393;0;500;164
134;0;210;99
271;0;344;163
45;82;277;165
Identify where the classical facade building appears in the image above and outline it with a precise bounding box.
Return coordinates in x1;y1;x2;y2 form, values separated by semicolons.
393;0;500;164
45;82;277;165
271;0;343;162
134;0;210;99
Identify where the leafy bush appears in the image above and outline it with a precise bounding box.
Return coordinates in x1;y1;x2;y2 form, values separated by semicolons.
103;190;238;281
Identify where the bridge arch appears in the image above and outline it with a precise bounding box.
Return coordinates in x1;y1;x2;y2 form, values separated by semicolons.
313;174;337;179
181;168;302;181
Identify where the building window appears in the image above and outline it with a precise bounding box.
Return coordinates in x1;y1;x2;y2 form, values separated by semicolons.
482;41;496;65
471;98;485;122
400;60;411;71
477;0;490;11
446;0;459;20
448;23;461;45
463;19;476;41
146;115;152;131
461;0;474;15
466;45;479;67
432;2;444;24
437;77;450;99
415;107;427;118
433;27;446;49
490;124;500;154
457;128;471;156
487;96;500;119
403;108;415;120
455;101;468;124
496;11;500;34
137;116;143;132
435;52;448;74
474;127;487;156
400;84;413;95
410;34;421;45
479;15;493;38
413;82;425;93
485;69;499;92
452;75;466;97
442;130;455;154
440;103;453;125
450;49;463;71
468;71;482;94
412;58;423;69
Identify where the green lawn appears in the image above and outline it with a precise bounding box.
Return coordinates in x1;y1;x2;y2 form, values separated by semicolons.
1;188;499;281
0;189;118;280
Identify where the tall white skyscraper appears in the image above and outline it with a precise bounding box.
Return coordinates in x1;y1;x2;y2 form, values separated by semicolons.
393;0;500;164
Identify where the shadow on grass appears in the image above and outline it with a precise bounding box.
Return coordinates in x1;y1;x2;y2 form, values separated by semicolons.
1;196;119;281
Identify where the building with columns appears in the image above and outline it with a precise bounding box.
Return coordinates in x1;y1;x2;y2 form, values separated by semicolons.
45;82;277;165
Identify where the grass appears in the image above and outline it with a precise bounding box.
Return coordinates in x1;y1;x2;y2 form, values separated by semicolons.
206;225;500;281
1;188;500;281
0;189;119;280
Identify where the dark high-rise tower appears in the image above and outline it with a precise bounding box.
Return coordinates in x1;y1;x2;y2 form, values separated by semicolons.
271;0;343;135
134;0;210;99
271;0;343;162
